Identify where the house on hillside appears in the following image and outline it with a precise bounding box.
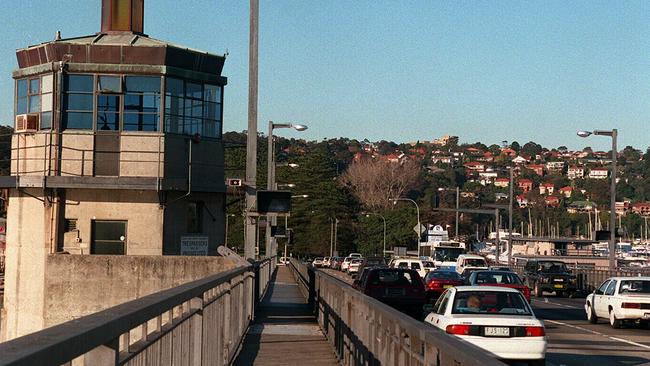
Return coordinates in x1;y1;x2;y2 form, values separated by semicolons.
546;161;565;173
518;179;533;193
588;167;609;179
494;177;510;188
616;201;630;216
567;201;594;213
545;196;560;208
558;186;573;198
632;202;650;216
516;195;528;208
479;171;498;185
512;155;529;164
495;192;509;201
567;165;585;180
539;183;554;195
477;152;495;163
464;161;485;171
501;148;517;158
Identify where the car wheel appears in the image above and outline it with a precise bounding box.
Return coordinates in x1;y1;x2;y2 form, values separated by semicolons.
528;358;546;366
534;283;543;297
556;291;564;298
587;303;598;324
609;309;621;329
640;320;650;329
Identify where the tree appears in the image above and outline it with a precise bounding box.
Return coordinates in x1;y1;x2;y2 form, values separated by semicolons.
341;159;420;209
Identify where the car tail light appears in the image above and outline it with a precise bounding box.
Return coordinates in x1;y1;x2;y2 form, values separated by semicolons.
525;326;545;337
622;302;641;309
428;281;441;289
446;324;471;335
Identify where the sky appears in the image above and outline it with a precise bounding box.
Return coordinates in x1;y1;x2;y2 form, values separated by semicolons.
0;1;649;151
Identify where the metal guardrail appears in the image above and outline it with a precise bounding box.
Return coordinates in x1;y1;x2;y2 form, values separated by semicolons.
289;259;506;366
513;264;650;294
0;256;276;366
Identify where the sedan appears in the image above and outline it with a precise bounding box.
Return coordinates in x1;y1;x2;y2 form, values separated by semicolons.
425;286;546;365
359;268;426;318
347;258;364;276
585;276;650;328
466;270;531;303
424;270;464;302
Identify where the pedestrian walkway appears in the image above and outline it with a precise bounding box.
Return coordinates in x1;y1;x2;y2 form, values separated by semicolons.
234;265;338;366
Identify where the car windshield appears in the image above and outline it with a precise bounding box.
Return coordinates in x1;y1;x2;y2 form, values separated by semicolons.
422;261;435;268
351;259;363;264
452;291;531;315
428;271;462;281
539;262;568;272
474;272;522;285
371;270;415;286
619;280;650;294
315;257;323;261
433;247;464;261
464;259;486;267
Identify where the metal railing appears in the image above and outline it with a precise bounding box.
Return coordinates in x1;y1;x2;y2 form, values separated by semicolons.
0;256;276;366
289;259;506;366
513;264;650;293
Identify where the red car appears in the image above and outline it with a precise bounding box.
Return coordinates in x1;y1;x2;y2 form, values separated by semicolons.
424;270;464;302
466;270;531;302
358;268;426;318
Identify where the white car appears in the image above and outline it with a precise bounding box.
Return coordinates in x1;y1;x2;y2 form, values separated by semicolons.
456;254;488;275
312;257;324;267
585;276;650;328
322;257;331;267
347;258;364;275
425;286;546;365
349;253;363;259
341;257;353;272
390;258;435;279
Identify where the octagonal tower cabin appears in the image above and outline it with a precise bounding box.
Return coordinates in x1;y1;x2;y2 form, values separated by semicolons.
2;0;228;339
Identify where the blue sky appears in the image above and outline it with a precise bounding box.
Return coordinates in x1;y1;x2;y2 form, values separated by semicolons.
1;1;649;151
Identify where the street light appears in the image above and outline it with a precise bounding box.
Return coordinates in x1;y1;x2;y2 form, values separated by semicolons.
362;212;386;256
578;128;618;270
390;197;421;245
267;121;308;258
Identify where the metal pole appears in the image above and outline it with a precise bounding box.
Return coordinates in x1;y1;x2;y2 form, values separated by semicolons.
266;121;274;258
330;217;334;257
495;209;500;263
382;214;386;257
244;0;259;260
508;166;514;266
334;218;338;255
455;186;460;238
225;214;230;247
609;129;617;270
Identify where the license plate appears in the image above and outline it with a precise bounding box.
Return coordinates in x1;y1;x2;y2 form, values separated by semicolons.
443;285;453;288
554;284;564;289
484;327;510;337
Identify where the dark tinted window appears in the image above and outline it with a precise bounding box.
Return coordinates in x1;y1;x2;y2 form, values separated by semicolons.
473;272;522;285
66;75;94;92
426;271;462;281
371;270;414;286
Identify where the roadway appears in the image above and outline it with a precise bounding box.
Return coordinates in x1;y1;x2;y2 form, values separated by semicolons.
320;268;650;366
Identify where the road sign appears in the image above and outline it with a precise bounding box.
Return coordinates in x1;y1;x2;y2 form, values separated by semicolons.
413;223;426;235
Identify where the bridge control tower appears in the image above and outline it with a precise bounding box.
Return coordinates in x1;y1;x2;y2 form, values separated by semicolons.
1;0;229;339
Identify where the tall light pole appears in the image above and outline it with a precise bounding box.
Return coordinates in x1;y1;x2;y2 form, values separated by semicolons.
578;129;618;270
363;212;386;256
266;121;307;258
390;197;421;246
244;0;259;260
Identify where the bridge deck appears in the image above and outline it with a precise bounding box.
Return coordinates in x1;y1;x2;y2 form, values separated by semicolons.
234;265;338;366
